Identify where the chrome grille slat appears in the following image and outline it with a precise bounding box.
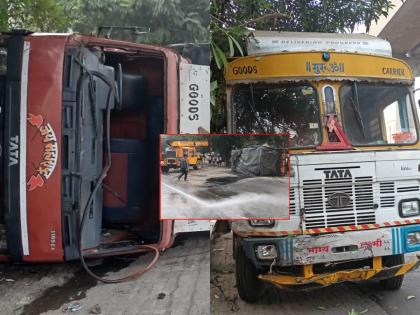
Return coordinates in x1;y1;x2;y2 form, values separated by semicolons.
380;181;395;208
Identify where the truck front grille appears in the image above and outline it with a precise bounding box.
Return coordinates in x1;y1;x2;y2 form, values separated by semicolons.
303;176;375;229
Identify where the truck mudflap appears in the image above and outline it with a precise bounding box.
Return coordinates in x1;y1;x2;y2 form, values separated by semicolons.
259;256;420;289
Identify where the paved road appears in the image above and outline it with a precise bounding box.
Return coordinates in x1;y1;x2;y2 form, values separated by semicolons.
0;232;210;315
211;232;420;315
161;166;289;219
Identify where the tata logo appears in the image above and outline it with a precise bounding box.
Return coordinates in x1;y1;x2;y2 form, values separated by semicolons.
8;136;19;166
328;192;351;208
323;169;352;179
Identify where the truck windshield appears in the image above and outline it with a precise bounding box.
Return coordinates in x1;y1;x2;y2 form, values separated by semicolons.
166;150;176;158
233;83;321;147
340;83;418;145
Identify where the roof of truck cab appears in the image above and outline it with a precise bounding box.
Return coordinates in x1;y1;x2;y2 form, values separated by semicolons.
28;33;184;60
246;31;393;57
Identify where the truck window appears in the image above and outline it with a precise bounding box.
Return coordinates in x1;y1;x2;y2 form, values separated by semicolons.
340;83;418;145
233;83;321;147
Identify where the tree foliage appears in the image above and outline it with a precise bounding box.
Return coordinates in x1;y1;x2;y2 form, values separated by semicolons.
210;0;397;132
0;0;209;45
1;0;69;32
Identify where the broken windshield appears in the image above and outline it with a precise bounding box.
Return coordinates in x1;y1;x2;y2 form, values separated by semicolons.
233;84;321;147
340;83;418;145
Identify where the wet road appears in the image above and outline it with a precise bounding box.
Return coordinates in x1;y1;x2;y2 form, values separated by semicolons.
161;166;289;219
211;232;420;315
0;232;210;315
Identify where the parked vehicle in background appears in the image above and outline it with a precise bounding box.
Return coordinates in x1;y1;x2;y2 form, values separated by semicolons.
161;140;208;173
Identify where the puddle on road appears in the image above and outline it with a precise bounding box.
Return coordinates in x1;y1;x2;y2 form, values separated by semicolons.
194;187;239;200
21;258;131;315
205;176;245;186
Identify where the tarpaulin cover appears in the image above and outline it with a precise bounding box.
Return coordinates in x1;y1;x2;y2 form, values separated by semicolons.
231;144;281;176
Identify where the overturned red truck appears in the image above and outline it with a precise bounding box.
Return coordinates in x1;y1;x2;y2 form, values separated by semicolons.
0;30;209;272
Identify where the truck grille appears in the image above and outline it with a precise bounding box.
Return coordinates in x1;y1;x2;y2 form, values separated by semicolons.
289;188;297;215
380;182;395;208
303;176;375;229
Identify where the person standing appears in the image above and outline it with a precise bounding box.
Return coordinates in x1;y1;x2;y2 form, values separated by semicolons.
178;154;189;181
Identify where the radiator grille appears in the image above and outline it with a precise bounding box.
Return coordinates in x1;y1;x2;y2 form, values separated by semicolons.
380;182;395;208
397;186;419;193
303;176;375;229
289;188;297;215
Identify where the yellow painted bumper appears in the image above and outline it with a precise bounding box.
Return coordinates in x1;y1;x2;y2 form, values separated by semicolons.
260;256;420;289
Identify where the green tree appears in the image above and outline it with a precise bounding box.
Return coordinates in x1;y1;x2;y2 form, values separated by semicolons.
0;0;69;32
210;0;397;132
0;0;209;45
69;0;209;45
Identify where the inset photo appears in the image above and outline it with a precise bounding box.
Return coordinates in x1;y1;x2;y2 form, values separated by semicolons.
160;134;289;219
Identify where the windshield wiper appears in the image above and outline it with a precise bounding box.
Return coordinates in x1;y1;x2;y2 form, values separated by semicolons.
349;82;366;139
248;84;267;133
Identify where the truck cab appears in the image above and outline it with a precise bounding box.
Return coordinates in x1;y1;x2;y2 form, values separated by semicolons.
0;30;209;264
225;32;420;302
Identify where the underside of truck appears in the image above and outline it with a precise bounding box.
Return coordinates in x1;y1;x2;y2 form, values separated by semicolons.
0;31;175;267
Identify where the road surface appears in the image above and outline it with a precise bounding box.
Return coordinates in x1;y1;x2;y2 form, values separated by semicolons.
211;232;420;315
161;166;289;219
0;232;209;315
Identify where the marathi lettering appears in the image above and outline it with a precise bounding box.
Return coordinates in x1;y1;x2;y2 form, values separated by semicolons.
360;238;383;249
307;246;329;254
27;114;58;191
306;62;345;74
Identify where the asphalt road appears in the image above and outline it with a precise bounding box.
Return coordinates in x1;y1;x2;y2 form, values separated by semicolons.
161;166;289;219
0;232;210;315
211;232;420;315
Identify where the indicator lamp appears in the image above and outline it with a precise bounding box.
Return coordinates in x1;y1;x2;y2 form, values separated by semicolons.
322;52;330;61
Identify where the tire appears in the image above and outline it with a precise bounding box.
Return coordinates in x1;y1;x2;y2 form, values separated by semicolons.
235;242;265;303
380;254;405;290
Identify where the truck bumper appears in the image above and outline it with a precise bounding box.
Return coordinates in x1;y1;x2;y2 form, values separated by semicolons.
260;256;420;289
240;224;420;267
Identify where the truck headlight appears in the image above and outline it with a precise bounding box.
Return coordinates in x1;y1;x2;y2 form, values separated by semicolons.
249;220;275;227
255;244;278;260
399;199;420;217
407;232;420;245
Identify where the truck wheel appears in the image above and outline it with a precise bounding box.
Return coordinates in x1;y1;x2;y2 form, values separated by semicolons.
380;254;405;290
235;243;265;303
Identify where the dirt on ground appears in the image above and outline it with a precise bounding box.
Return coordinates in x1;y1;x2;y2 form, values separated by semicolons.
0;232;210;315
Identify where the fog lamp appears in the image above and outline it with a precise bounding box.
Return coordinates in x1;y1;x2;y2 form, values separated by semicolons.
249;220;275;227
400;200;420;217
255;244;278;260
407;232;420;245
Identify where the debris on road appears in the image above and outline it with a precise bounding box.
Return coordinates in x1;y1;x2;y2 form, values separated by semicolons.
157;293;166;300
63;302;83;313
407;295;416;300
89;304;102;314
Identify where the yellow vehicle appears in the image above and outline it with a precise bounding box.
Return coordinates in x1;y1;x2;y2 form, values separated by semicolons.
161;140;208;173
225;32;420;302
